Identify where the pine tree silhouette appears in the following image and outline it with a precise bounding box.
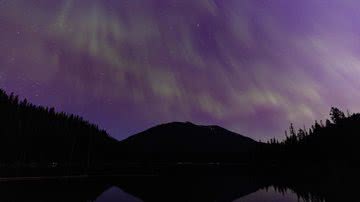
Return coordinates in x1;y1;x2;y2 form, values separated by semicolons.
0;89;119;177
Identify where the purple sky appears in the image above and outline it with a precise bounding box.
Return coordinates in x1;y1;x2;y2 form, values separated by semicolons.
1;0;360;140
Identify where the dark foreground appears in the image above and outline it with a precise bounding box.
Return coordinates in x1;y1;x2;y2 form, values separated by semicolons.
0;170;357;202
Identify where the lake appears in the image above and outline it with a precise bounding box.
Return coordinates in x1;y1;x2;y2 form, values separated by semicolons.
0;176;328;202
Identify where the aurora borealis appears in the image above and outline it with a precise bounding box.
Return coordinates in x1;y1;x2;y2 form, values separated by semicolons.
1;0;360;140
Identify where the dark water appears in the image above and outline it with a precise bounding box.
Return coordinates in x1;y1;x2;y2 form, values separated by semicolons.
0;176;328;202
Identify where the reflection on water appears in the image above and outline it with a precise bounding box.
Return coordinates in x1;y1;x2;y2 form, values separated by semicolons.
96;187;142;202
0;177;331;202
96;185;319;202
237;187;310;202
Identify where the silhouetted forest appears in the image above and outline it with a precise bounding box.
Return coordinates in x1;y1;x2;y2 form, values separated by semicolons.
263;107;359;174
0;88;358;183
0;89;120;177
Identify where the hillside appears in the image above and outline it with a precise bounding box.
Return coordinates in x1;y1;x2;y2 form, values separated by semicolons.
0;89;120;176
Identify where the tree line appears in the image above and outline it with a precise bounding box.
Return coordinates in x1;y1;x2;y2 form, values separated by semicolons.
0;89;120;176
0;87;358;179
261;106;359;180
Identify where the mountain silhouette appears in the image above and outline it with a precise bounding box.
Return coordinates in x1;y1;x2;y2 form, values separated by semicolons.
119;122;258;153
117;122;262;167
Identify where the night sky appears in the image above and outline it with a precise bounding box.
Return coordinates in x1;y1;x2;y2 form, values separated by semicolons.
1;0;360;140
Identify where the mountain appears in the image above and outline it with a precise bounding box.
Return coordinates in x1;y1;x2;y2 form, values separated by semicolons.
118;122;261;163
0;88;262;177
